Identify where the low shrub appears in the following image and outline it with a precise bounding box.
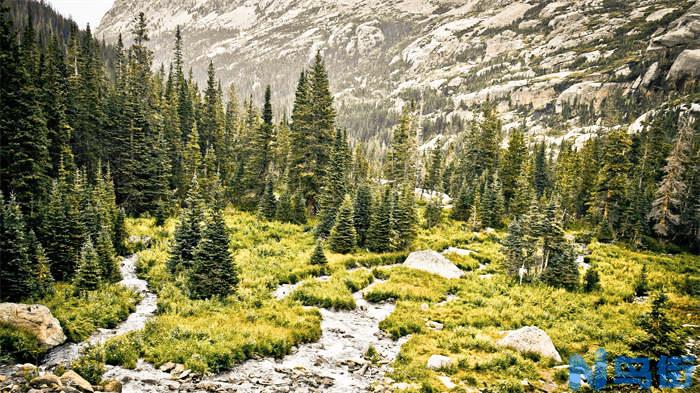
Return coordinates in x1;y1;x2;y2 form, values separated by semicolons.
70;346;106;385
0;323;44;363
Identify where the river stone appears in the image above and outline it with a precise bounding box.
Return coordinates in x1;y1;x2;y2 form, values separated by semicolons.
426;355;454;370
30;374;62;388
60;371;93;392
497;326;562;362
0;303;66;348
437;375;456;389
170;364;185;376
668;49;700;82
159;362;176;372
102;379;122;393
403;250;465;279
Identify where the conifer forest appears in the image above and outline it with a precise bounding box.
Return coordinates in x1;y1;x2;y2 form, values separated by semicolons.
0;0;698;392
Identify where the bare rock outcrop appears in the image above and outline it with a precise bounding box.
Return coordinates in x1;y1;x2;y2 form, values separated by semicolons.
403;250;465;279
497;326;562;363
0;303;66;348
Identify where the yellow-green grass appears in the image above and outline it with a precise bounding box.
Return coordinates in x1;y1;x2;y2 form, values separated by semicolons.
290;269;375;310
1;282;139;363
105;207;699;388
42;283;140;342
365;267;457;303
381;242;700;391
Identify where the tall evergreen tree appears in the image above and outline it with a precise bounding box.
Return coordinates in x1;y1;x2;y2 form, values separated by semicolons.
0;11;50;210
649;119;692;238
328;195;357;254
353;183;373;247
366;190;392;252
316;129;350;237
501;127;527;210
74;238;101;292
27;230;54;298
533;141;549;197
188;208;238;299
257;176;277;220
392;187;417;250
168;176;203;273
95;224;118;282
244;85;274;201
0;194;34;301
591;129;633;239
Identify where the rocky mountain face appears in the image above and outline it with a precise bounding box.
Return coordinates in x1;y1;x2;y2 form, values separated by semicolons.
97;0;700;146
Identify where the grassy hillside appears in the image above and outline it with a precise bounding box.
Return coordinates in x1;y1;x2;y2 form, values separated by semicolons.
84;207;700;391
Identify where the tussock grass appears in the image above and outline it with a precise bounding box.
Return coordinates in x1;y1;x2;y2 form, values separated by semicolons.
290;268;375;310
382;240;700;390
42;283;139;342
365;267;455;303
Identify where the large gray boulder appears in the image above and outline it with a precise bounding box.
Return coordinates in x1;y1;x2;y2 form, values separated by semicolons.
0;303;66;348
668;49;700;82
497;326;562;362
403;250;465;279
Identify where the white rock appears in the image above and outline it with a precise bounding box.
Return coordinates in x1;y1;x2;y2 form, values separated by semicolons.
497;326;562;362
437;375;456;389
426;355;454;370
0;303;66;348
403;250;465;279
667;49;700;82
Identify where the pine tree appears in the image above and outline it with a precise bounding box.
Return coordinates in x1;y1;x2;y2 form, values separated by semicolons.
353;183;373;247
199;60;224;157
74;239;101;292
41;177;84;280
96;224;119;282
316;129;350;237
288;54;336;212
501;127;527;209
257;176;277;220
0;13;50;210
591;129;632;239
244;85;274;202
635;264;649;297
541;239;578;290
387;109;415;184
288;71;314;205
366;190;392;252
113;208;128;256
649;119;692;238
168;176;203;273
533;142;549;197
502;219;528;278
291;192;307;225
392;187;418;250
583;267;600;292
328;195;357;254
309;239;328;266
424;194;443;229
424;143;442;192
633;292;686;358
450;185;473;222
0;194;34;301
188;208;238;299
275;190;294;223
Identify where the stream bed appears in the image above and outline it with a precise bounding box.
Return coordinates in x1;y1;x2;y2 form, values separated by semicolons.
95;272;406;392
41;254;158;370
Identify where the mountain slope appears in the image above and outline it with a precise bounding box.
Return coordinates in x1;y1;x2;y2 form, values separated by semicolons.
97;0;700;144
